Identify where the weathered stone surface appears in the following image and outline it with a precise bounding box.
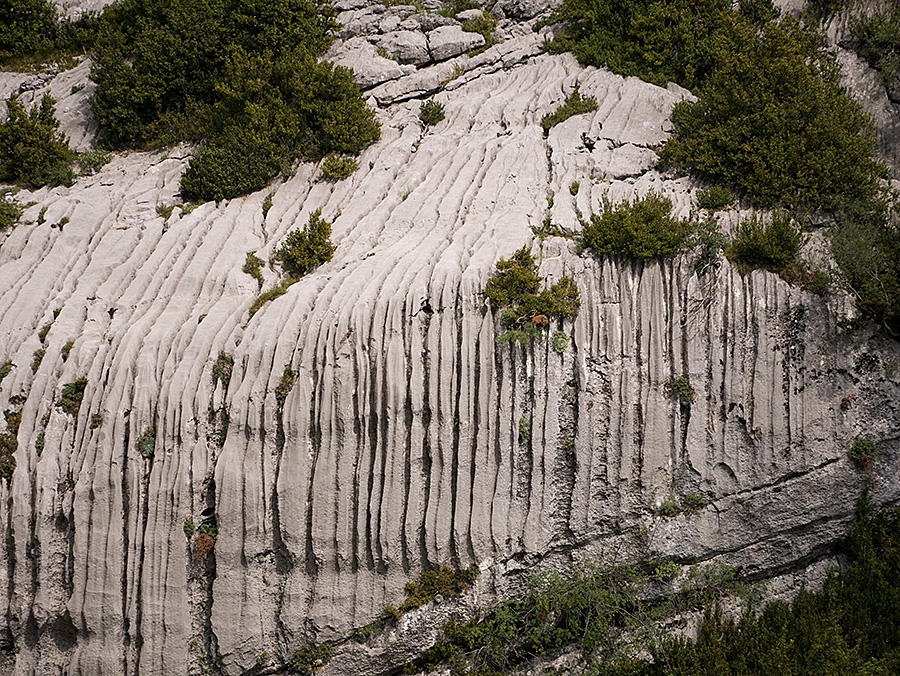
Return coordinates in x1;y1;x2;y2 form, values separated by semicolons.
427;25;485;62
325;37;414;89
1;4;899;676
377;30;431;65
491;0;561;20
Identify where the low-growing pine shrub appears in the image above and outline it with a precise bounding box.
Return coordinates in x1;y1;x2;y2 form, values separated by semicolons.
419;98;445;126
0;94;75;188
58;377;87;416
581;192;695;261
272;209;335;278
0;194;22;231
725;211;805;272
697;185;733;212
321;153;358;180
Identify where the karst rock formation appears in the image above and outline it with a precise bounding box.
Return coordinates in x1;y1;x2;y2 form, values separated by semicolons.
0;0;899;674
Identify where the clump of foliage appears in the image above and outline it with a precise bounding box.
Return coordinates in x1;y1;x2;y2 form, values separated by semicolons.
552;330;570;353
830;196;900;337
77;149;113;175
581;192;695;261
34;431;44;455
272;209;335;278
0;194;22;231
399;566;479;614
697;185;732;213
849;435;877;478
540;85;598;134
0;361;12;384
0;94;75;188
289;643;334;674
155;203;174;220
0;0;98;65
483;247;581;332
852;6;900;96
243;252;264;290
275;365;296;408
137;427;155;458
89;413;102;430
661;13;885;212
668;374;695;406
4;409;21;435
30;349;44;374
0;432;16;480
57;376;87;416
320;153;358;180
248;281;291;318
419;98;445;126
61;340;74;362
725;211;806;272
212;353;233;389
90;0;380;202
183;516;195;539
546;0;731;89
518;417;531;441
461;10;497;52
439;0;480;17
38;322;52;342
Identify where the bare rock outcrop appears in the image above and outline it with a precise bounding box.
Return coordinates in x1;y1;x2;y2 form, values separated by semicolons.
0;3;899;675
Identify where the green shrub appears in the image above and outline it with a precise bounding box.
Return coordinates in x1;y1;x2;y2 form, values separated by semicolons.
90;0;380;201
137;427;155;458
661;13;885;212
0;432;16;480
852;6;900;91
320;153;358;180
484;247;581;331
540;85;598;134
546;0;730;89
58;377;87;416
183;516;195;539
262;193;274;217
419;98;445;126
581;192;695;261
697;185;732;212
849;436;876;466
0;1;98;65
34;431;44;455
248;281;292;318
668;374;695;406
552;330;570;353
518;417;530;441
0;194;22;231
272;209;334;278
78;149;113;175
212;353;233;388
0;361;12;384
38;322;52;343
0;94;75;188
89;413;103;429
439;0;480;17
398;566;479;614
155;203;175;220
830;197;900;336
461;10;497;52
725;211;805;272
243;252;264;289
61;340;74;362
289;643;334;674
4;410;21;435
275;365;296;408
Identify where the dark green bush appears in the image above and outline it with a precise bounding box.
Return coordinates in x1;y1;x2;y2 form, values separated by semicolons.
849;436;876;466
581;192;695;261
0;94;75;188
0;0;99;65
852;6;900;93
137;427;155;458
248;281;291;318
0;194;22;231
419;98;445;126
0;432;16;480
0;361;12;384
243;252;264;289
272;209;334;278
212;353;233;388
320;153;358;180
696;186;732;213
547;0;730;89
662;13;885;212
77;149;113;175
540;85;597;134
485;247;581;332
726;211;805;272
90;0;380;200
830;197;900;337
58;376;87;416
275;365;295;408
461;10;497;52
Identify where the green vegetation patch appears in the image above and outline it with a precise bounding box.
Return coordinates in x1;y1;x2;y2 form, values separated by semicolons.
484;247;581;334
0;432;16;480
0;193;22;231
419;98;445;126
137;427;155;458
546;0;730;90
0;0;99;67
725;211;806;273
581;192;695;261
852;5;900;92
320;153;358;180
90;0;381;201
661;13;885;212
58;376;87;416
243;252;264;290
272;208;335;278
461;10;497;53
212;353;233;389
275;365;296;408
0;94;75;188
0;360;12;384
696;185;732;213
540;85;597;134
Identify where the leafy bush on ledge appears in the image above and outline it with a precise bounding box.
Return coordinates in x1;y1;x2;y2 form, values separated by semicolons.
273;209;335;279
581;192;695;261
483;247;581;333
725;211;806;273
0;94;75;188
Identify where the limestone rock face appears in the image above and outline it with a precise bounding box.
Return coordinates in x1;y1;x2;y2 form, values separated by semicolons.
1;2;899;676
427;25;485;62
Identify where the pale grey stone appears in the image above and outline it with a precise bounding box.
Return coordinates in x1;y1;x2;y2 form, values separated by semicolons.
427;25;485;62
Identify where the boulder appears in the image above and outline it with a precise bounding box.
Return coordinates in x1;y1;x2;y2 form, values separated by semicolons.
427;25;486;62
377;30;431;65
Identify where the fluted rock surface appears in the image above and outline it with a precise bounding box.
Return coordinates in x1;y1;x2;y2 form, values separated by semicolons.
0;10;899;676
